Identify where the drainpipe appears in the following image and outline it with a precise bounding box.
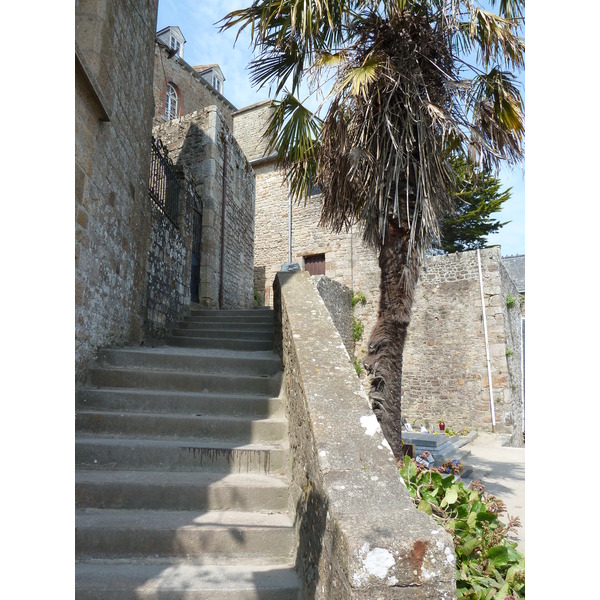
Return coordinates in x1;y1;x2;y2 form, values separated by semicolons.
219;139;228;309
288;180;292;264
477;249;496;432
521;315;525;435
350;223;354;292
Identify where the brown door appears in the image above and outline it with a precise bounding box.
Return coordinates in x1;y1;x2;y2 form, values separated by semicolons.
304;254;325;276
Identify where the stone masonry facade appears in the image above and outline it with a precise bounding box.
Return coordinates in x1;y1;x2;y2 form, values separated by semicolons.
152;41;237;131
402;247;524;444
145;166;201;340
76;6;256;379
76;0;159;379
153;108;255;310
233;101;381;359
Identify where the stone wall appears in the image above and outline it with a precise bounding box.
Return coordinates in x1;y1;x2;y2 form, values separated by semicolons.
75;0;159;379
145;168;200;339
233;100;275;162
313;275;354;358
402;247;523;438
274;271;456;599
499;260;525;446
152;108;255;309
152;42;238;131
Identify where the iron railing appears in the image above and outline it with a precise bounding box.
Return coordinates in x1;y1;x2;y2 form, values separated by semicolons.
149;136;179;227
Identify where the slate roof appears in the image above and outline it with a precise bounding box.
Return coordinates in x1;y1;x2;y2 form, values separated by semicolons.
501;254;525;293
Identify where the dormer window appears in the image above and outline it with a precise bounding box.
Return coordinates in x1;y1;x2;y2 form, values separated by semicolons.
193;65;226;96
169;36;182;57
156;26;186;60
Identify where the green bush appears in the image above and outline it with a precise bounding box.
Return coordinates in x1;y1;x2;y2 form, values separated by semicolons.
352;291;367;307
353;357;363;377
352;318;364;342
399;456;525;599
506;294;517;309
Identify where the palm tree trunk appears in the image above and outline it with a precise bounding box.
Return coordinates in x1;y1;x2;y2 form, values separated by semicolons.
364;218;421;461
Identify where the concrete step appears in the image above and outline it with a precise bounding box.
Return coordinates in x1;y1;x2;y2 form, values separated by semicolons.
170;327;273;341
190;309;274;318
76;388;283;418
167;335;274;351
75;470;291;511
75;410;287;442
75;436;288;474
176;322;274;333
96;347;281;376
87;367;283;396
75;562;301;600
76;509;296;563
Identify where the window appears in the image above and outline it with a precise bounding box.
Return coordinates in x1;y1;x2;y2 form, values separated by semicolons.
304;254;326;276
169;35;181;57
165;84;178;120
212;75;222;94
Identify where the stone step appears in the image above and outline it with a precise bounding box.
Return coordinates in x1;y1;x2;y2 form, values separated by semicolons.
76;388;283;419
183;313;274;324
75;562;301;600
190;308;274;318
167;335;274;351
170;327;273;340
75;410;287;442
75;509;295;563
75;436;287;475
76;470;290;512
96;347;281;376
177;317;273;334
87;367;282;396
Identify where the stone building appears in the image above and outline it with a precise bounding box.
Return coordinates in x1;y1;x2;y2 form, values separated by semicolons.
232;100;381;361
152;30;237;130
151;26;255;313
76;11;255;379
233;101;525;443
76;0;160;378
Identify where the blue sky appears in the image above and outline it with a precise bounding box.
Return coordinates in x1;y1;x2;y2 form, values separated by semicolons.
156;0;524;256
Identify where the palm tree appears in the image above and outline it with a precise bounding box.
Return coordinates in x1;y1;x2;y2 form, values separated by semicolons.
220;0;524;459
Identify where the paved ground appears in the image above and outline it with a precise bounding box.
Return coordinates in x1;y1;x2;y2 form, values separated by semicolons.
460;432;526;554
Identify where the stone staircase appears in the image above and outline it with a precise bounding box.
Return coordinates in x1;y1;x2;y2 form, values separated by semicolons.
75;307;300;599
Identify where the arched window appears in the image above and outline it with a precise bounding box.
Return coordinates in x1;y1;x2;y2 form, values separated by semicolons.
165;84;178;120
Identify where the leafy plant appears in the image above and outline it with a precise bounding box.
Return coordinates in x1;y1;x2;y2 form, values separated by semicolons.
353;317;364;342
352;291;367;308
505;347;514;358
506;293;517;309
253;289;263;306
353;357;363;377
399;456;525;598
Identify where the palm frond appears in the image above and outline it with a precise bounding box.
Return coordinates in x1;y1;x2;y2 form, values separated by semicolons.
264;93;323;198
339;54;383;99
457;8;524;70
488;0;524;21
468;67;524;168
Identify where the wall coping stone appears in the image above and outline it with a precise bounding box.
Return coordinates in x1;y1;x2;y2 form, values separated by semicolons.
275;271;456;598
